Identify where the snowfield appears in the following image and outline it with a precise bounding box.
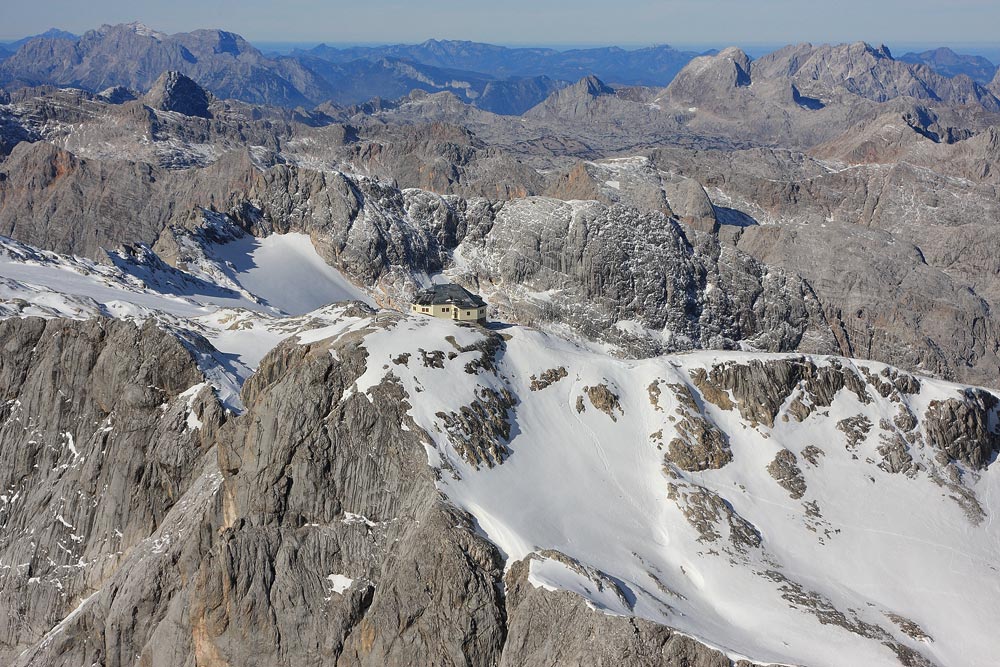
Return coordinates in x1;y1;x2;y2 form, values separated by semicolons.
204;232;375;316
1;229;999;667
0;232;372;408
351;315;1000;667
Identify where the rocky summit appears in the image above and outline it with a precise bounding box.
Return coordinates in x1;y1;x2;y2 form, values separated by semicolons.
0;14;999;667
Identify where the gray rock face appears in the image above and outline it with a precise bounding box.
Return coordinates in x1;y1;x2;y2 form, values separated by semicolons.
142;71;212;118
0;317;224;666
733;223;1000;385
666;178;718;233
923;389;1000;469
97;85;138;104
0;316;749;667
457;197;836;357
501;558;751;667
542;159;674;216
0;141;172;256
337;121;546;198
525;75;617;120
667;47;752;107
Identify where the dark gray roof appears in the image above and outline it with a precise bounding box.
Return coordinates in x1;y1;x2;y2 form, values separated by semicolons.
413;283;486;308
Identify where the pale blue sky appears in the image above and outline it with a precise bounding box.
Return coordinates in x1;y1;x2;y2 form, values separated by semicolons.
2;0;998;47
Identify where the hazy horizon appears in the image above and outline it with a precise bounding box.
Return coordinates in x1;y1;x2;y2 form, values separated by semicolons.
2;29;999;64
3;0;999;50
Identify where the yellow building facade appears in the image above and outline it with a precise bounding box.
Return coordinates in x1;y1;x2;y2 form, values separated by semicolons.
410;284;487;322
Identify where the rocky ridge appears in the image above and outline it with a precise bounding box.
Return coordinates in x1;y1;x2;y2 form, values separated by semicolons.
0;312;768;667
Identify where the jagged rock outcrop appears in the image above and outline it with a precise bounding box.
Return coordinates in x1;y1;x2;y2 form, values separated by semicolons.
98;85;138;104
665;382;731;471
923;389;1000;469
666;178;718;233
457;196;836;357
694;357;868;428
767;449;807;499
142;71;212;118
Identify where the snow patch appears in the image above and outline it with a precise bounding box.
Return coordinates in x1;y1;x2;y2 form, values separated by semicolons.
326;574;354;594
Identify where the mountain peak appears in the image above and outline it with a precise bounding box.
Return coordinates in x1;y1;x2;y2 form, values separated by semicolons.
847;40;893;60
122;21;168;40
33;28;76;41
143;71;211;117
574;74;615;97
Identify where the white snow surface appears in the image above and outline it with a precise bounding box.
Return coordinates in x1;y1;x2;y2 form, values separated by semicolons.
326;574;354;595
3;228;1000;666
204;232;374;316
0;232;374;409
352;314;1000;667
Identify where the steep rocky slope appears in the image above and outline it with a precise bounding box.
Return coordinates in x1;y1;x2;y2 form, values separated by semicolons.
1;302;996;666
1;125;997;385
0;317;226;665
0;312;759;667
659;43;1000;147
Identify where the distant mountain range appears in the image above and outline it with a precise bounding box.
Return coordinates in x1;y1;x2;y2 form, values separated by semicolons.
0;23;569;113
1;24;997;117
0;27;77;53
899;46;997;83
293;39;710;86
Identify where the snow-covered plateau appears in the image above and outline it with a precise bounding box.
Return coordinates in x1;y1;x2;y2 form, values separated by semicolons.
1;228;998;667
